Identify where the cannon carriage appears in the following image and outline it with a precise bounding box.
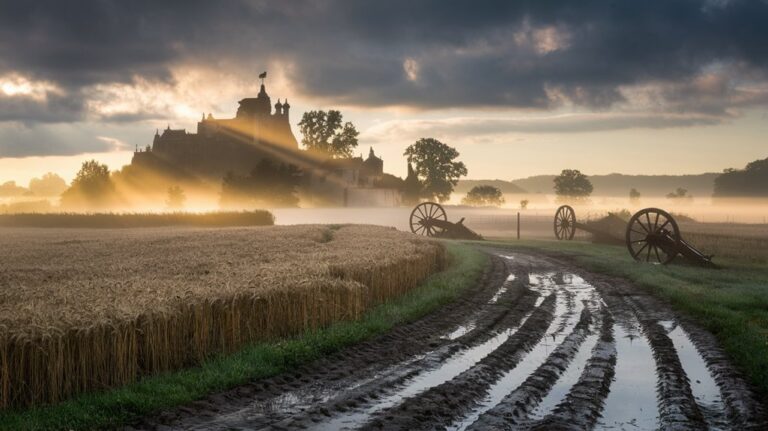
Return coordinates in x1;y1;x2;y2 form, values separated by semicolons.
409;202;483;240
554;205;717;268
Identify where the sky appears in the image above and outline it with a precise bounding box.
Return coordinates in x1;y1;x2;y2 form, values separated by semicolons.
1;0;768;185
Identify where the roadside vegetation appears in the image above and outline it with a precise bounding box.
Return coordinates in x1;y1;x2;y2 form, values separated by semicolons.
484;239;768;401
0;210;275;228
0;242;485;431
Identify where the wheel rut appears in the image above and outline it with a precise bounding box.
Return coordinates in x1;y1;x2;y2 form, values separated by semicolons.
129;249;767;431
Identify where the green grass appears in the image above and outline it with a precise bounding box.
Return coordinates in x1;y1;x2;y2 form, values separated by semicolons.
0;243;486;431
483;238;768;403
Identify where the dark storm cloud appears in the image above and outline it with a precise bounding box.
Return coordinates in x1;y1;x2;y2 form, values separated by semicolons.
1;0;768;121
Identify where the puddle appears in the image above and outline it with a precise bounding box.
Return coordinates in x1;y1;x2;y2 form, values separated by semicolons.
312;315;535;430
449;291;574;430
489;274;515;304
667;325;729;430
597;325;660;430
528;332;601;420
444;321;476;340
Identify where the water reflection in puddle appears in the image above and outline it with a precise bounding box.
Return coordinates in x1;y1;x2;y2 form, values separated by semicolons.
597;325;660;430
667;325;729;430
489;274;515;304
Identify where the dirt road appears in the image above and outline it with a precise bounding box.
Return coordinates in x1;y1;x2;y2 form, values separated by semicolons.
131;249;766;430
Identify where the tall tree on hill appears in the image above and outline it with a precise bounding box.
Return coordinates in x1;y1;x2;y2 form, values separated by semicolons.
629;188;641;204
553;169;593;202
404;138;467;203
298;110;359;158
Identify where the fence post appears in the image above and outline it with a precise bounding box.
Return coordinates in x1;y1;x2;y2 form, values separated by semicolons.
517;212;520;240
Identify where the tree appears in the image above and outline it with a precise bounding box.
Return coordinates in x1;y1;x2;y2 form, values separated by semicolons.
404;138;468;203
220;159;302;208
520;199;529;210
629;188;641;204
60;160;118;209
166;185;186;210
298;110;359;158
462;185;505;207
0;181;28;198
29;173;67;197
666;187;693;202
553;169;593;202
714;157;768;197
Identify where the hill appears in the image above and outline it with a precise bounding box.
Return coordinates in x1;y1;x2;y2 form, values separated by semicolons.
458;173;719;197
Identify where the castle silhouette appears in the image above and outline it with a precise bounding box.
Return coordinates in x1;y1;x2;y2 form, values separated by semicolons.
130;81;402;206
132;83;300;179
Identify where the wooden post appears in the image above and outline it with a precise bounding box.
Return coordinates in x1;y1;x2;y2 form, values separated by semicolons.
517;212;520;240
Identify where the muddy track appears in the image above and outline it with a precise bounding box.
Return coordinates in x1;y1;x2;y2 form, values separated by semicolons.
130;249;767;431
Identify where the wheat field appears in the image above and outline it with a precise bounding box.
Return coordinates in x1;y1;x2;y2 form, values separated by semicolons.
0;225;445;409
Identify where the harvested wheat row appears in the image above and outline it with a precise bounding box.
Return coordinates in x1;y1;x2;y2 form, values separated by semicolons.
0;225;445;409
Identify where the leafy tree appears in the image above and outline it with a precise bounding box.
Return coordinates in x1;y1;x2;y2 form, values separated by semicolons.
462;185;505;207
714;157;768;197
404;138;467;203
629;188;641;204
666;187;693;202
165;185;186;209
220;159;302;208
520;199;529;210
28;173;67;197
553;169;593;202
60;160;118;209
298;110;359;158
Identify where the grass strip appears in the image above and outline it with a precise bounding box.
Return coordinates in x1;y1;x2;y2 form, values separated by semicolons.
0;242;486;431
483;238;768;404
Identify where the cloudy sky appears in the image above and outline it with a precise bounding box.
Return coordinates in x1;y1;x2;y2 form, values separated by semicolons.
1;0;767;184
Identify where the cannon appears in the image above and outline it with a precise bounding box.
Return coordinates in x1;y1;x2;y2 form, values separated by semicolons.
554;205;717;267
553;205;624;245
409;202;483;240
625;207;717;268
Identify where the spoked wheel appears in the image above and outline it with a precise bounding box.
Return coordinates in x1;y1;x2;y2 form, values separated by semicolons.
554;205;576;240
410;202;447;237
626;208;680;264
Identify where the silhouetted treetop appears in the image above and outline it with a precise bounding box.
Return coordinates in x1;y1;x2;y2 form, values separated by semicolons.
553;169;593;202
714;157;768;197
404;138;467;203
298;110;359;158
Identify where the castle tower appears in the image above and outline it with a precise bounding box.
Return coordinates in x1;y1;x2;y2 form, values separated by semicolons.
274;99;283;116
282;99;291;118
236;84;272;119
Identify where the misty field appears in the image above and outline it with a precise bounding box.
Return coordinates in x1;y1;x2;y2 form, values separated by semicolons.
0;225;445;409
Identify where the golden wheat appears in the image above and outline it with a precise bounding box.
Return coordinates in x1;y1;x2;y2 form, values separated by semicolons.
0;225;445;409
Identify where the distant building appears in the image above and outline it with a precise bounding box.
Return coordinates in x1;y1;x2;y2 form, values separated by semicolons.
130;81;403;207
306;147;402;207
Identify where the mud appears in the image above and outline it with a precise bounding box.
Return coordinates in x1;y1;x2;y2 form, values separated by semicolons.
129;249;766;431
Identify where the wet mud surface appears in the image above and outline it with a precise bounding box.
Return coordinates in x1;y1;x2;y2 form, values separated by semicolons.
130;249;766;430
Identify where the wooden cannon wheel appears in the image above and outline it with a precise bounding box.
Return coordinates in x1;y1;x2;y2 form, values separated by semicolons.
410;202;447;237
625;208;680;265
554;205;576;240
